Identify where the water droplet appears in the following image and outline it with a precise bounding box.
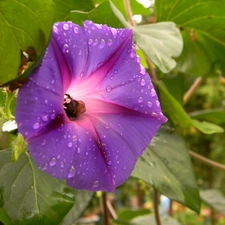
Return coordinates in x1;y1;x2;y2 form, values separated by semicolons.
60;161;64;168
88;38;93;45
140;65;145;75
138;96;143;103
77;147;81;153
136;56;140;63
41;115;48;122
130;48;136;58
114;69;118;74
151;88;156;97
107;39;113;46
68;142;73;148
106;85;112;92
95;24;102;29
93;39;98;46
92;180;99;188
63;23;69;30
78;49;82;55
156;100;160;107
111;28;117;38
110;76;114;80
148;101;152;107
51;114;55;120
68;166;76;178
151;112;158;117
57;154;61;159
116;160;120;164
141;78;146;86
74;26;79;33
50;158;56;167
53;25;58;34
44;99;48;104
99;39;105;48
63;44;69;53
51;79;55;84
133;105;139;111
108;161;112;165
33;122;40;129
123;166;126;170
41;164;48;170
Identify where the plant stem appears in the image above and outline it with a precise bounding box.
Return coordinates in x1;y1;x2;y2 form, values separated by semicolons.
183;77;204;104
123;0;136;26
189;150;225;171
154;189;162;225
102;192;109;225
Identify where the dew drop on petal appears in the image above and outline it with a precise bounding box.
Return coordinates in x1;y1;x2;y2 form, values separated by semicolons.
151;88;156;97
95;24;102;29
33;122;40;129
44;99;48;104
99;39;105;48
156;100;160;107
68;166;76;178
106;85;112;92
107;39;113;46
108;161;112;165
92;180;99;188
111;28;117;38
148;101;152;107
77;147;81;154
49;158;56;167
93;39;98;46
141;78;146;86
130;48;136;58
63;44;69;53
74;26;79;33
60;161;64;168
63;23;69;30
53;25;58;34
133;105;139;111
68;142;73;148
88;38;93;45
138;97;143;103
42;164;48;171
41;115;48;122
140;65;146;75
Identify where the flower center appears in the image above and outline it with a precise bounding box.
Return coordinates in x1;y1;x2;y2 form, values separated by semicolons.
63;94;86;120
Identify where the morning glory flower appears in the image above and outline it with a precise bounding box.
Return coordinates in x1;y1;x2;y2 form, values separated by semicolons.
15;21;167;192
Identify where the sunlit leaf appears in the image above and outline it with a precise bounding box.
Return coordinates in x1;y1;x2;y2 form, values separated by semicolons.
132;126;201;212
158;81;224;134
0;149;77;224
155;0;225;76
0;0;54;87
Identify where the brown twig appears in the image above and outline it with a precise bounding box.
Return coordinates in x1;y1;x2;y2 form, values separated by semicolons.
189;150;225;171
102;192;109;225
153;189;162;225
123;0;136;26
183;77;204;104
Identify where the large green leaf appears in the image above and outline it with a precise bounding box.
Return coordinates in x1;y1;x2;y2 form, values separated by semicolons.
158;81;224;134
0;0;55;87
60;190;94;225
155;0;225;76
134;22;183;73
70;0;123;28
53;0;95;22
0;149;77;225
110;1;183;73
132;126;201;212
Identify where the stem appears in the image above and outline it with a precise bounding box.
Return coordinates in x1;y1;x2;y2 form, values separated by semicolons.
123;0;136;26
146;57;158;83
153;189;162;225
102;192;109;225
189;150;225;171
183;77;204;104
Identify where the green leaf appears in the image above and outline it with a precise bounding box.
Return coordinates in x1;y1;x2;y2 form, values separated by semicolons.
189;109;225;124
155;0;225;76
132;126;201;212
53;0;95;22
60;190;94;225
70;0;123;28
0;0;55;87
134;22;183;73
200;189;225;214
0;149;77;225
131;215;181;225
158;81;224;134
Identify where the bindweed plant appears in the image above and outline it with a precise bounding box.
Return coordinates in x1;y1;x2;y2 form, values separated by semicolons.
0;0;225;225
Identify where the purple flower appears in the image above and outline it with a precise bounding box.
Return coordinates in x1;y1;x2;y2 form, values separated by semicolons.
15;21;167;192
